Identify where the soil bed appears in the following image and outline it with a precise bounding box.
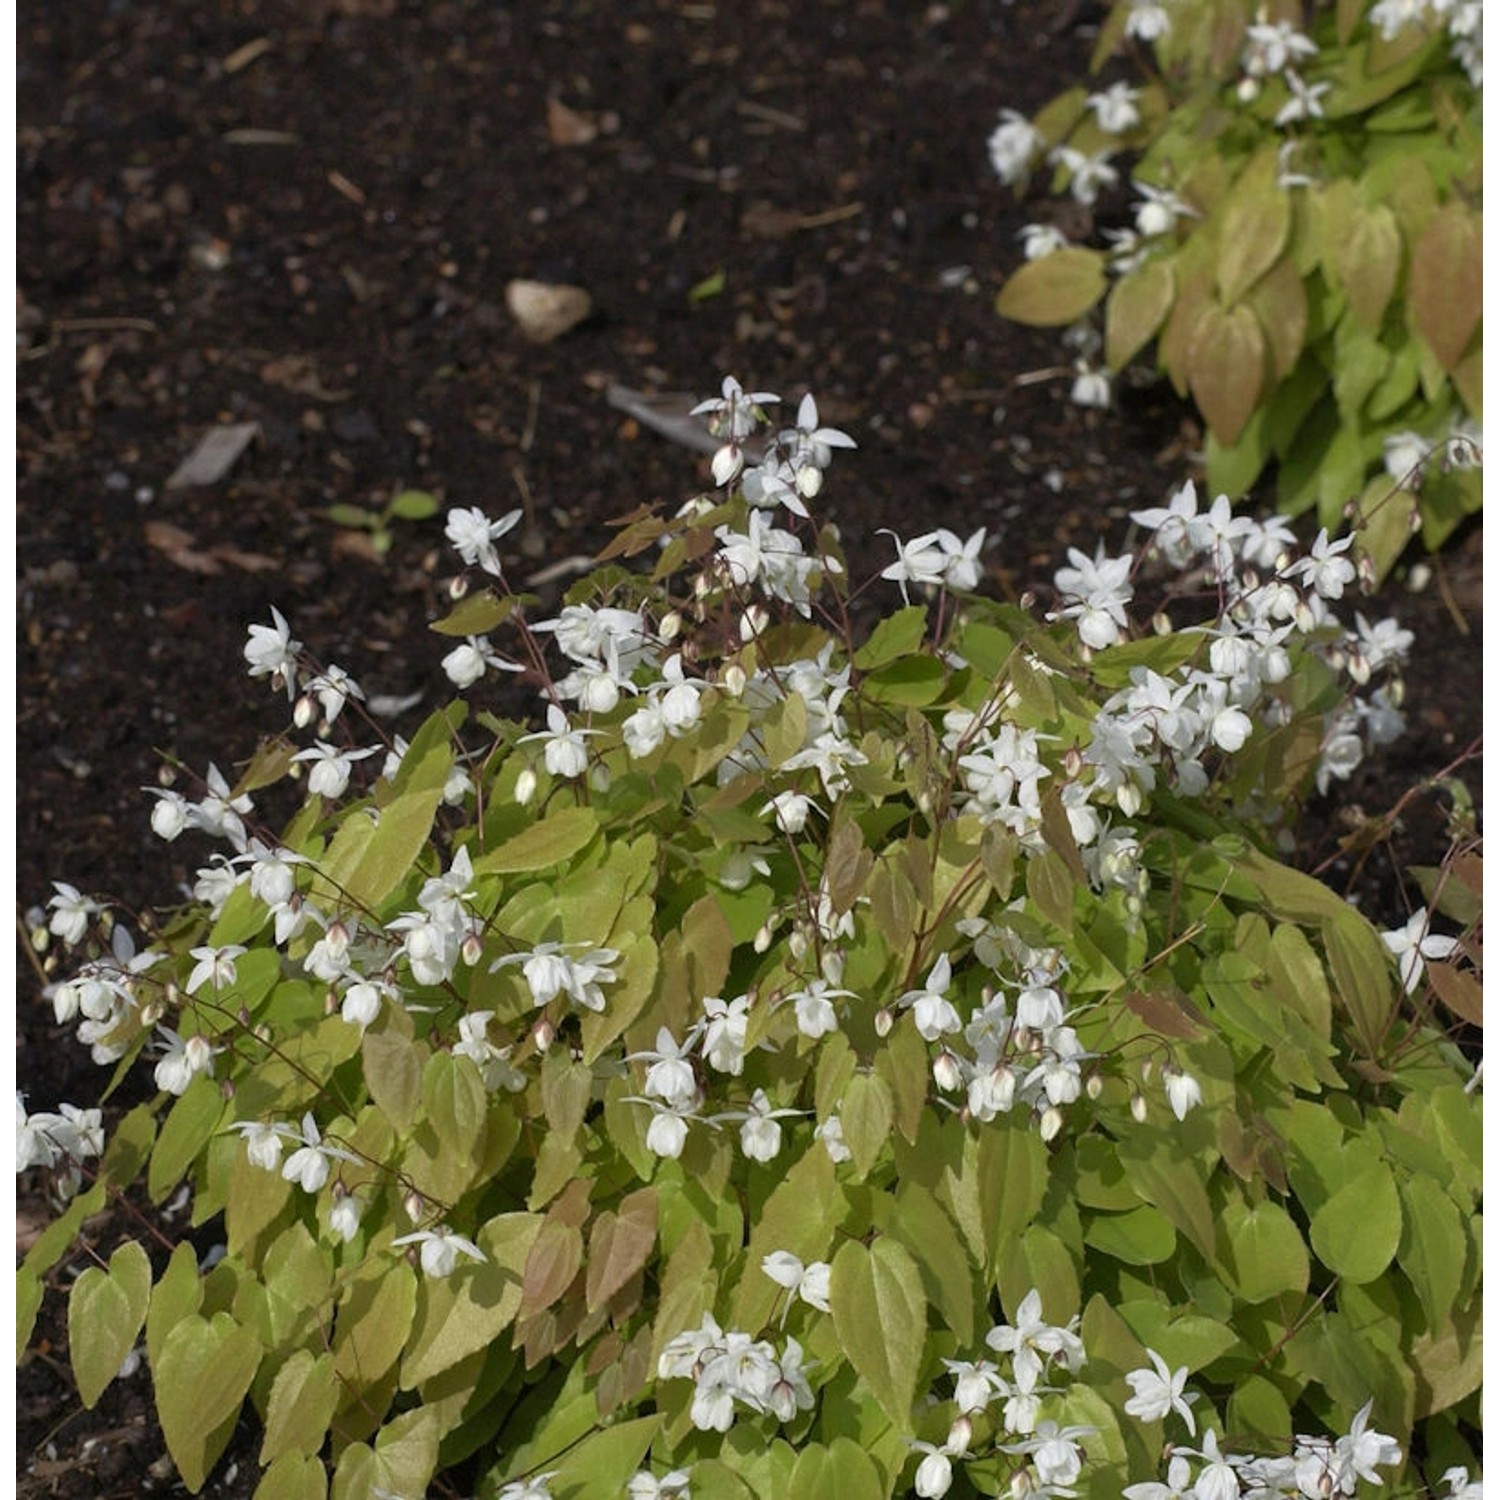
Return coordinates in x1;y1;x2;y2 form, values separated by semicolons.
17;2;1481;1495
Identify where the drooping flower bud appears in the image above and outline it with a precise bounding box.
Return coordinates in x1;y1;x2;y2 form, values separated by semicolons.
1039;1106;1064;1142
1131;1091;1149;1123
874;1007;894;1038
514;767;538;805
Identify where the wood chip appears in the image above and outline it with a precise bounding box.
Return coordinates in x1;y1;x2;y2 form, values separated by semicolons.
327;170;367;205
222;36;272;74
505;280;592;343
221;128;300;146
165;421;260;489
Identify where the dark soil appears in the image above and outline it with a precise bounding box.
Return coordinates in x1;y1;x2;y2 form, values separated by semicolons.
15;1;1481;1496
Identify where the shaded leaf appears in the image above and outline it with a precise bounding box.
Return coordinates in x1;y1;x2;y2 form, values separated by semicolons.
829;1237;927;1429
1187;301;1266;445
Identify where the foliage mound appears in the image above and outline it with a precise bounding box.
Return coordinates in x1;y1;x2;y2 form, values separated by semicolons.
20;380;1481;1500
989;0;1482;572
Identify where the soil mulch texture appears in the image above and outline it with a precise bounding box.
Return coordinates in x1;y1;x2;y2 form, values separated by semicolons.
16;2;1482;1496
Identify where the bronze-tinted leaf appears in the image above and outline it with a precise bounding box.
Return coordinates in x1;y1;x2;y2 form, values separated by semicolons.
1336;203;1402;332
1408;202;1481;372
1187;301;1266;445
1216;148;1290;306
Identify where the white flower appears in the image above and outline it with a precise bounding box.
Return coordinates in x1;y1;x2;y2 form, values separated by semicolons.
732;1089;800;1162
1382;430;1430;489
153;1029;219;1096
761;1251;832;1313
1051;545;1134;649
184;944;246;996
628;1469;692;1500
630;1026;701;1110
1087;82;1141;133
898;952;962;1041
244;606;301;697
988;108;1044;185
280;1112;357;1193
1125;1453;1196;1500
1381;910;1460;994
1020;222;1070;260
1183;1430;1241;1500
985;1288;1086;1393
1289;529;1356;599
1071;365;1112;410
230;1121;287;1172
690;375;779;441
1441;1468;1483;1500
816;1113;852;1163
328;1191;364;1243
392;1224;488;1277
645;1107;692;1159
147;788;193;841
47;883;102;946
520;704;597;780
495;1471;559;1500
1124;1349;1199;1434
1049;145;1120;206
293;741;379;800
1124;0;1171;42
701;993;751;1075
445;505;521;576
911;1442;955;1499
944;1356;1008;1415
443;636;523;688
762;789;820;834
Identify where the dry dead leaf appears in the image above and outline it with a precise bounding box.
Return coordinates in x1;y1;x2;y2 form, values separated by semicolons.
165;421;260;489
260;355;352;401
506;280;592;343
547;97;598;146
145;521;223;575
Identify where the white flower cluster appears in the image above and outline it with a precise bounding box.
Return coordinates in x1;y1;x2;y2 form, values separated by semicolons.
1370;0;1483;86
1121;1365;1405;1500
16;1093;103;1197
912;1288;1090;1498
657;1312;815;1433
1055;480;1416;805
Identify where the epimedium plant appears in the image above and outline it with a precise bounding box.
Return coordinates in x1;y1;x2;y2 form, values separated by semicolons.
988;0;1482;574
19;379;1482;1500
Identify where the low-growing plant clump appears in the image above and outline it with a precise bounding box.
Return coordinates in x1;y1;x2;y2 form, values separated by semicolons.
20;380;1481;1499
989;0;1482;575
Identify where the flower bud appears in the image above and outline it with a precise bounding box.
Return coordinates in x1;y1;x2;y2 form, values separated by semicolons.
946;1415;973;1455
462;931;485;967
788;927;809;961
874;1007;894;1038
933;1050;964;1093
1346;647;1371;686
589;763;612;793
1152;611;1172;636
139;999;164;1028
533;1016;556;1051
1085;1070;1104;1100
1293;598;1317;634
1062;745;1083;778
722;662;747;698
1385;675;1405;709
449;573;469;601
1131;1091;1148;1123
1357;554;1378;592
752;923;773;954
403;1190;425;1223
820;948;845;987
324;988;339;1015
1038;1106;1064;1142
1018;590;1035;611
1237;75;1260;102
1117;783;1142;818
514;767;538;805
658;610;682;643
796;464;823;500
